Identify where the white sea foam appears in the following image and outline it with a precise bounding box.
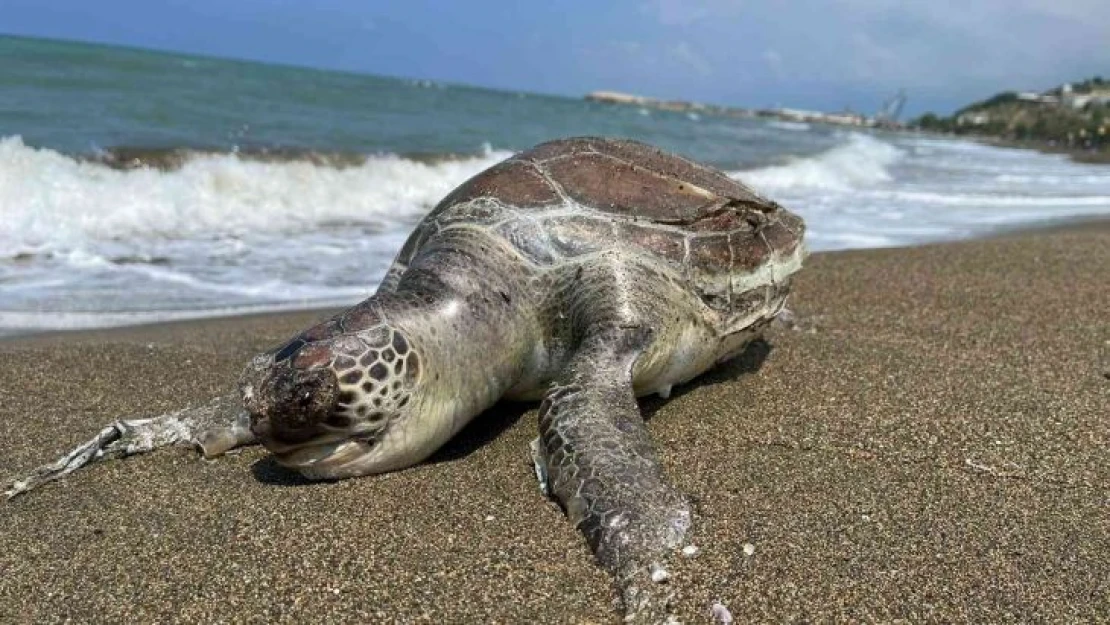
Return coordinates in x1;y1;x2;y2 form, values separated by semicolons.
0;135;512;333
0;135;510;258
733;131;1110;252
767;120;811;132
737;133;903;191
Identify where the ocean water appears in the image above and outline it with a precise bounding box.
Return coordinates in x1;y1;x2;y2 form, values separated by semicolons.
2;35;1110;335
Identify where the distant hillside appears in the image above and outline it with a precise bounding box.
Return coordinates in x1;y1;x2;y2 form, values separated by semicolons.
912;78;1109;158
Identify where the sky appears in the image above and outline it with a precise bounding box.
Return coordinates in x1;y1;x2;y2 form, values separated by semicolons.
4;0;1109;117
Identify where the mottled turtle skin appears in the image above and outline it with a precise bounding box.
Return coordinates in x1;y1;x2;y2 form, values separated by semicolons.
8;137;806;624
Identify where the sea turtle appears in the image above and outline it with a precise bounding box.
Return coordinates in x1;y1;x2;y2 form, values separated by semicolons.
6;137;806;623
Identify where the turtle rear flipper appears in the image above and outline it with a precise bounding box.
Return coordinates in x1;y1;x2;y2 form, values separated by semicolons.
535;326;691;623
5;393;255;499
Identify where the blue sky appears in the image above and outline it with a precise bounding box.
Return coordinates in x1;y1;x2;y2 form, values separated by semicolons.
4;0;1109;117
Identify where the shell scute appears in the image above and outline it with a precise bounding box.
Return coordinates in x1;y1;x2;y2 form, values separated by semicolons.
520;137;777;222
571;138;766;203
611;222;686;264
687;209;758;232
542;152;725;222
519;136;599;163
728;229;769;273
762;212;805;253
435;159;560;210
688;233;732;272
688;234;733;310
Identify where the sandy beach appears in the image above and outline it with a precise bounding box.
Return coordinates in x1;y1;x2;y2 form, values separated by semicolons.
1;223;1107;623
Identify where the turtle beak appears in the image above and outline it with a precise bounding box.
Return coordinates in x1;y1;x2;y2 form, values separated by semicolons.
271;439;365;471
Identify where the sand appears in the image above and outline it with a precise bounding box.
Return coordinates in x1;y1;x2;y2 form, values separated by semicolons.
1;224;1107;623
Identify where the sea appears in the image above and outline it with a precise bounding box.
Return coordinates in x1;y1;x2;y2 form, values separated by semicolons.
3;35;1110;336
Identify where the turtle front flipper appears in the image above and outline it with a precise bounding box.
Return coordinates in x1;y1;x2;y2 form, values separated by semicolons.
535;326;691;623
5;393;255;499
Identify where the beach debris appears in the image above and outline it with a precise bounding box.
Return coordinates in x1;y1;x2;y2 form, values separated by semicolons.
650;562;671;583
773;308;819;333
5;394;246;499
682;544;700;557
710;601;734;624
742;543;756;557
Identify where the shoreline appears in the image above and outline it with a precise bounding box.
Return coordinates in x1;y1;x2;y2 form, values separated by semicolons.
890;128;1110;165
968;135;1110;165
979;136;1110;165
5;215;1109;343
2;222;1108;622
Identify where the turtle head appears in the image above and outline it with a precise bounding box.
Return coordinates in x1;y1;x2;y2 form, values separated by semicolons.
241;312;426;480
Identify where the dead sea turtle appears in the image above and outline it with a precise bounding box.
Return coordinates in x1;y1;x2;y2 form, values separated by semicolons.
7;137;806;623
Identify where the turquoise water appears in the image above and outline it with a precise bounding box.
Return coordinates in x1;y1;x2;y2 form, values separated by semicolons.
2;35;829;165
2;34;1110;334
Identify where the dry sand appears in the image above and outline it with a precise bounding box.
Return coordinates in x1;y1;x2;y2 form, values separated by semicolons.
1;224;1107;623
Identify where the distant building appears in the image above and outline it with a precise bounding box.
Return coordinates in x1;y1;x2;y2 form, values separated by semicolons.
957;111;991;126
1060;83;1110;109
1016;92;1060;105
775;107;825;121
585;91;652;105
1065;90;1110;109
771;107;871;127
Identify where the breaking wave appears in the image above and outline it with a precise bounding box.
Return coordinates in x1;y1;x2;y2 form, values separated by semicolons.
735;133;904;192
730;131;1110;252
0;136;511;258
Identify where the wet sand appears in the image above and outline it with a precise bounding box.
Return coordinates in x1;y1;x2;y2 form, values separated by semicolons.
1;223;1108;623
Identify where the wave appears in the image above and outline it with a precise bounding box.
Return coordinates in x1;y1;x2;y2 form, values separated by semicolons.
734;133;903;192
85;144;495;171
86;145;376;170
53;248;370;300
0;136;511;258
766;120;811;132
